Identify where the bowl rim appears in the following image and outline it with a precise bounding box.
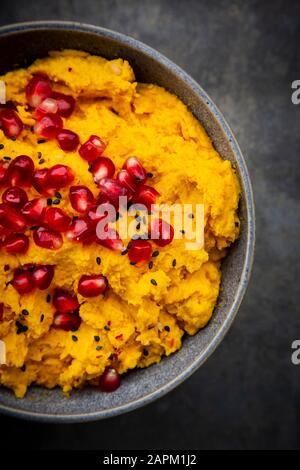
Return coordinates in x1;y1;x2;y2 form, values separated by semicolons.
0;20;255;422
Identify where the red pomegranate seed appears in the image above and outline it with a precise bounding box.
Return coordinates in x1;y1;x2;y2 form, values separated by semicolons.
12;269;34;295
0;203;27;232
123;157;147;185
0;224;10;240
32;265;54;290
0;109;23;138
56;129;80;152
117;169;138;193
25;75;52;108
33;98;58;119
99;367;121;392
149;218;174;247
51;92;75;118
0;161;9;186
46;164;74;190
32;168;53;196
44;207;71;232
53;289;79;313
128;239;152;263
0;303;3;322
7;155;34;187
79;135;106;162
3;233;29;254
65;217;94;243
34;113;63;139
99;178;129;207
21;198;47;223
132;185;160;212
90;157;115;184
2;187;28;209
69;185;95;213
96;227;124;251
78;274;108;298
53;312;81;331
33;225;63;250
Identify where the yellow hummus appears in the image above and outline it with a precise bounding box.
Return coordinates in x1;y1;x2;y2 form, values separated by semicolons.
0;50;240;398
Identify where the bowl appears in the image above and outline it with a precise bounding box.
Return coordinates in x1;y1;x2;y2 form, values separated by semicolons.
0;21;255;422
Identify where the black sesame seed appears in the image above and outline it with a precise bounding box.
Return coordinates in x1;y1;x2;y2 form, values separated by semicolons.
10;136;16;142
172;259;177;267
16;321;28;335
150;279;157;286
164;325;170;332
3;156;11;161
121;249;128;256
40;314;44;323
55;191;62;199
143;349;149;356
130;261;137;265
20;365;26;372
104;325;110;331
152;250;159;257
180;229;185;234
46;294;51;303
96;345;102;351
4;264;10;272
235;222;239;227
136;222;141;230
47;198;53;206
148;260;153;269
37;152;43;159
22;309;29;316
96;257;101;265
37;139;46;144
53;198;60;205
72;335;78;342
39;159;45;164
0;144;4;150
188;213;194;219
146;172;153;178
94;335;100;342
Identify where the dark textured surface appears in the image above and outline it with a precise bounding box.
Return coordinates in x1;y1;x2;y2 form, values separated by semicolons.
0;0;299;450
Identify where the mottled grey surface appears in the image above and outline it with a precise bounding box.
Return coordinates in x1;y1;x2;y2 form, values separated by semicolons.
0;0;299;450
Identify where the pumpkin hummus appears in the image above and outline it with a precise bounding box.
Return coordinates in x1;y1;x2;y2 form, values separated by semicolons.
0;50;240;398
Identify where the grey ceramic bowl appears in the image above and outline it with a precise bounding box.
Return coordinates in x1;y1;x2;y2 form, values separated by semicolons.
0;21;255;422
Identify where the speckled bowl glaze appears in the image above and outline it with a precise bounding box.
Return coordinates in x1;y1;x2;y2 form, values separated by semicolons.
0;21;255;422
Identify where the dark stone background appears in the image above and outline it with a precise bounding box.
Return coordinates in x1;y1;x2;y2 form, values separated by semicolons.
0;0;299;450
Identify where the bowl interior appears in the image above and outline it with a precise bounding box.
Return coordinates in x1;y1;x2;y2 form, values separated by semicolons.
0;23;254;421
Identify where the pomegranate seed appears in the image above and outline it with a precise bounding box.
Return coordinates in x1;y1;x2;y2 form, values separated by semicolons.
99;178;129;207
2;187;28;209
34;113;63;139
149;218;174;247
12;269;34;295
0;224;10;240
21;198;47;223
53;289;79;313
44;207;71;232
3;233;29;254
65;217;94;243
56;129;79;151
25;75;52;108
0;203;27;232
0;109;23;138
0;303;3;322
7;155;34;187
128;239;152;263
33;98;58;119
51;92;75;118
46;165;74;190
78;274;108;297
32;168;54;195
123;157;147;185
99;367;121;392
33;225;63;250
132;185;160;212
32;265;54;290
90;157;115;185
0;161;9;186
96;227;124;251
79;135;106;162
117;169;138;193
53;312;81;331
69;185;95;213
